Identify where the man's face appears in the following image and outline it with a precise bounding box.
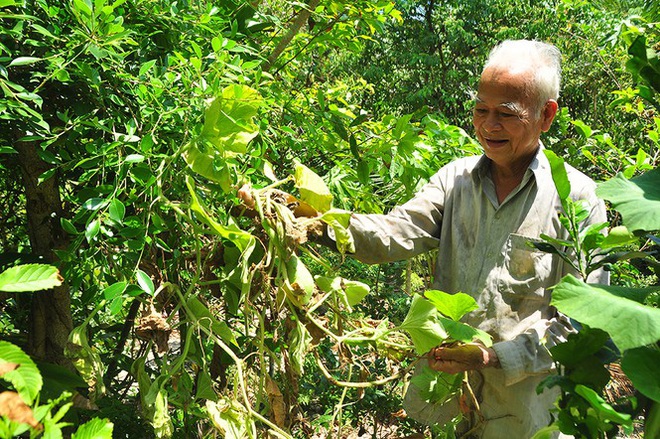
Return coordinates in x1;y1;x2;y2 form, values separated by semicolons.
472;66;556;173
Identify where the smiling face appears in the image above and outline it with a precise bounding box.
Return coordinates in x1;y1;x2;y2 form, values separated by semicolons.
473;66;558;175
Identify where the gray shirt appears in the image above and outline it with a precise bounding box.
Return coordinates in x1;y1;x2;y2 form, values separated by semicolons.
346;147;608;437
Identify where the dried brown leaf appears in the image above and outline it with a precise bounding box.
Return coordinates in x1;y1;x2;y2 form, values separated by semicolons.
0;363;19;377
0;391;41;429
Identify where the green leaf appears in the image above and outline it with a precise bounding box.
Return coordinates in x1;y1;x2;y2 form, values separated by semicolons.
102;281;126;300
551;275;660;352
319;209;354;254
195;369;217;401
201;85;262;154
9;57;42;67
410;366;461;404
186;176;254;252
294;162;333;213
600;226;637;249
0;341;43;404
544;150;571;204
71;418;114;439
549;328;610;368
0;264;63;292
85;219;100;242
343;280;370;307
439;317;492;347
108;199;125;224
621;347;660;402
575;384;632;426
183;142;232;189
124;154;144;164
424;290;478;322
60;218;79;235
66;325;106;398
399;294;447;355
596;168;660;232
186;297;237;346
136;269;154;295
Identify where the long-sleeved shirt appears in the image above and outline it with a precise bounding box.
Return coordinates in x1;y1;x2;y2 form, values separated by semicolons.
346;146;608;438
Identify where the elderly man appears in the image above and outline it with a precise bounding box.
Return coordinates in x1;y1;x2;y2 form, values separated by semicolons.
343;40;608;437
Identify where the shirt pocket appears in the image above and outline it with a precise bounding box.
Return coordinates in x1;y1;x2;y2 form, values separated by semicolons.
498;233;555;299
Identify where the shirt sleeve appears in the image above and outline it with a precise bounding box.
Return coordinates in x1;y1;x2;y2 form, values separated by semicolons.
346;171;447;264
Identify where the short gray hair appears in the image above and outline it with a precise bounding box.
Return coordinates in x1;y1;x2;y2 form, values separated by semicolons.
483;39;562;112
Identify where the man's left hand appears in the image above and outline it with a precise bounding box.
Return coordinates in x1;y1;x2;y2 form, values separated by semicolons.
428;343;500;374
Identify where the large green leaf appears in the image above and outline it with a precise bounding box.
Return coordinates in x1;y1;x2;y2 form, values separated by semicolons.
596;168;660;232
621;347;660;402
0;341;42;404
424;290;478;322
201;85;262;154
575;385;632;426
0;264;63;292
71;417;114;439
551;275;660;352
399;294;447;355
439;317;492;347
410;366;461;404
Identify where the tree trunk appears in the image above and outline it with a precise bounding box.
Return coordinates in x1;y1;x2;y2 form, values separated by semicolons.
15;140;73;366
263;0;321;72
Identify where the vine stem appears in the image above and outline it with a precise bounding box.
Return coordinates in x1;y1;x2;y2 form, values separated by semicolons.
313;351;408;388
173;287;293;439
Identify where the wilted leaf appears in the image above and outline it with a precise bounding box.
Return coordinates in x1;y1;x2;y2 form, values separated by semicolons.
0;391;41;429
202;85;262;154
206;398;254;439
186;297;237;346
294;162;333;213
399;294;447;355
266;375;286;427
551;275;660;352
343;280;370;307
0;264;63;292
65;325;106;398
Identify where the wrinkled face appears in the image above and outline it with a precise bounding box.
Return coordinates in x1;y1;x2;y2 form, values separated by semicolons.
472;66;556;172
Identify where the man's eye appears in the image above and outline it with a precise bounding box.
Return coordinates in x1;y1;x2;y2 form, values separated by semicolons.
474;108;487;115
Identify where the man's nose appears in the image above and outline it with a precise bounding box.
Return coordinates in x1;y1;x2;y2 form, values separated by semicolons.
483;113;502;132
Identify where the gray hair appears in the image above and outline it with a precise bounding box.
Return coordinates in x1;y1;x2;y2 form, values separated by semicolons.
483;40;562;112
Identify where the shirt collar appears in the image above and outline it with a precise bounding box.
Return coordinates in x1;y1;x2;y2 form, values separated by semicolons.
472;142;547;183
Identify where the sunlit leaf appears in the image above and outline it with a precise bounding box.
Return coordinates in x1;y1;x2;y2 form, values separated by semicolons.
575;385;632;426
294;162;333;213
597;168;660;232
551;275;660;351
186;297;237;346
544;150;571;206
439;317;492;347
108;199;126;224
206;398;253;439
399;294;447;355
0;264;63;292
136;269;154;295
343;280;370;307
0;341;42;404
202;85;262;154
424;290;478;322
102;281;126;300
600;225;637;249
71;417;114;439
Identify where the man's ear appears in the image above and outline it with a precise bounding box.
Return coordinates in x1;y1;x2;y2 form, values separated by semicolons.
541;100;559;132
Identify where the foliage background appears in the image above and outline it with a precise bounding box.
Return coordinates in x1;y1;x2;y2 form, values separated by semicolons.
0;0;658;437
